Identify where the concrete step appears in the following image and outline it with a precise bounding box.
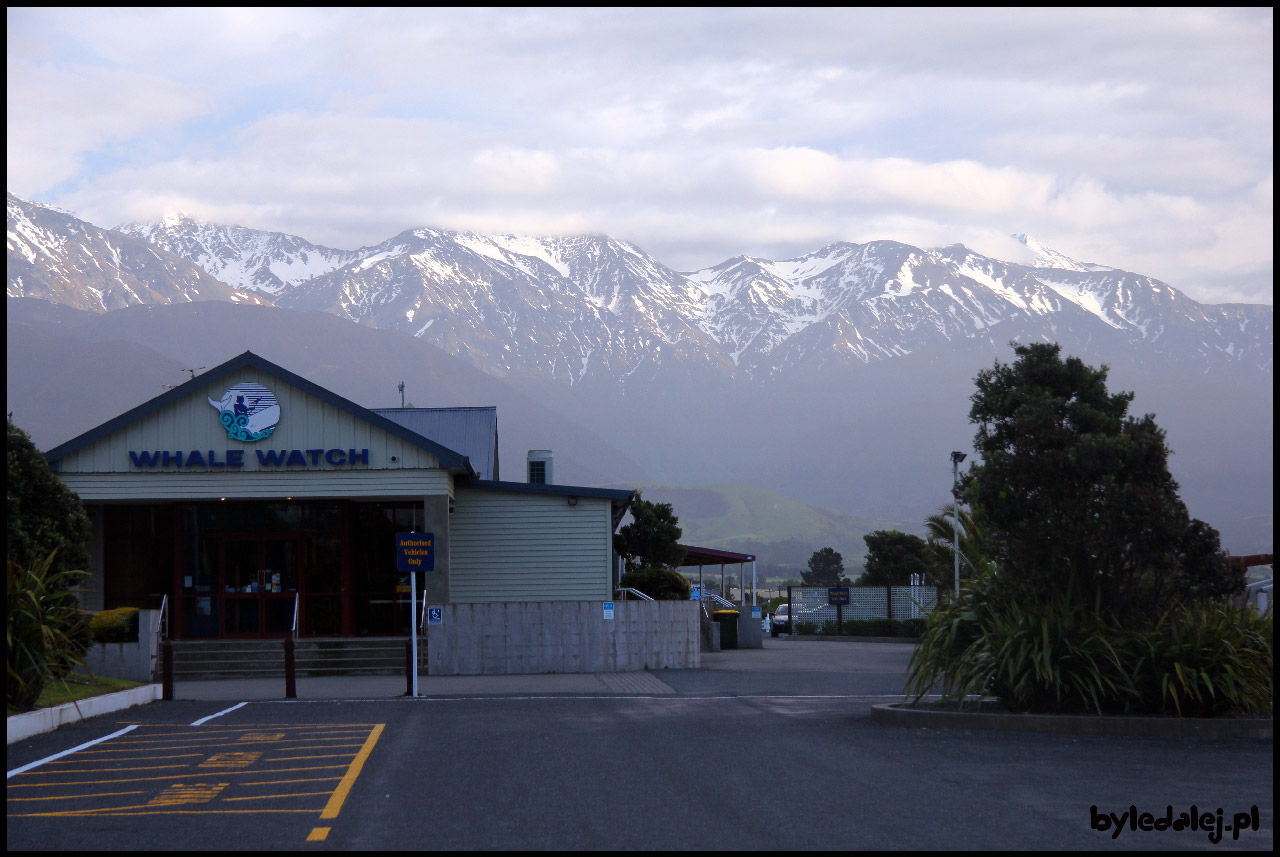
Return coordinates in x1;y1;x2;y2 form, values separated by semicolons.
168;638;426;679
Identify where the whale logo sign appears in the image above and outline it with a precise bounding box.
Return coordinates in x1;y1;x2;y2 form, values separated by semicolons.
208;382;280;442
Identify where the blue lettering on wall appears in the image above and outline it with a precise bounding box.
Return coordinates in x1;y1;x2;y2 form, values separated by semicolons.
128;448;372;469
129;451;161;468
256;449;288;466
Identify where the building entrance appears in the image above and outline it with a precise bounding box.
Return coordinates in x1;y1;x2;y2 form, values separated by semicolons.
220;535;303;635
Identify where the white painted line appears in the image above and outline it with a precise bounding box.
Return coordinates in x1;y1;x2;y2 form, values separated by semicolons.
248;693;910;704
6;725;138;779
190;702;247;725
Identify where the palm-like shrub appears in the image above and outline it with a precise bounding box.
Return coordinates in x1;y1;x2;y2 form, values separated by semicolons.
1131;605;1273;716
7;551;89;710
906;574;1273;716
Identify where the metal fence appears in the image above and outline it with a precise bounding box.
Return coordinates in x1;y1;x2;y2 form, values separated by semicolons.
787;585;938;628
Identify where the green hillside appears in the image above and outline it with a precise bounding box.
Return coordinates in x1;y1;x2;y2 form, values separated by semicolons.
613;482;921;580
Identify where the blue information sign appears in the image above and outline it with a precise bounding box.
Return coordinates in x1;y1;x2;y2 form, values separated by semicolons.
396;532;435;573
828;587;850;606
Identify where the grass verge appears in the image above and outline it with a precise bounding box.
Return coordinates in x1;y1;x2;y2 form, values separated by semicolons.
7;673;143;716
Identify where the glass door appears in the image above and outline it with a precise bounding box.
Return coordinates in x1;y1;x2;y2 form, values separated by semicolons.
221;536;303;636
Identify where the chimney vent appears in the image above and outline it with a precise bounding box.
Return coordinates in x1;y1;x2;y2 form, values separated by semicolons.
527;450;552;484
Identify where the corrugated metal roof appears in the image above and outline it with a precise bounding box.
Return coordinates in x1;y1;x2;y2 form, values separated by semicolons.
373;407;498;480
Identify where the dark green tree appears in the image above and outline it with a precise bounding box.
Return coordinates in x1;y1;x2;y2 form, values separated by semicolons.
7;421;90;579
802;547;851;586
618;566;692;600
861;530;942;587
613;493;687;573
965;342;1241;618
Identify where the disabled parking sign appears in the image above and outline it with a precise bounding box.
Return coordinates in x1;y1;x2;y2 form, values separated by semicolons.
427;607;442;626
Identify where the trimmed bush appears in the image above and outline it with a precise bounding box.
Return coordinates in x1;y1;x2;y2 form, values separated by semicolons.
794;620;819;635
91;607;141;644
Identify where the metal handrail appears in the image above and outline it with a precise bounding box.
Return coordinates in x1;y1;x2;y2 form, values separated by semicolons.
291;593;300;641
614;587;654;601
701;592;736;609
420;595;430;632
154;594;169;641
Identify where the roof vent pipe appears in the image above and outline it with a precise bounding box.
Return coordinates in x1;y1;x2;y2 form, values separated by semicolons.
527;450;552;484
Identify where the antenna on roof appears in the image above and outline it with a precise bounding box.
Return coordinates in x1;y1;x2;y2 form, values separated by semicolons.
399;381;405;408
163;367;206;391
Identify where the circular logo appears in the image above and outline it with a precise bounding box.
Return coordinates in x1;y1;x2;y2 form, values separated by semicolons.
208;382;280;442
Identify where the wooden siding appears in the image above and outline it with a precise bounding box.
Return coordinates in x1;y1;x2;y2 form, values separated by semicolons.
450;489;612;602
59;469;451;502
55;367;440;474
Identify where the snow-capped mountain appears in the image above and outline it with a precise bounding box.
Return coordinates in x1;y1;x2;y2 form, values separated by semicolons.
117;215;362;297
10;198;1272;391
6;194;270;312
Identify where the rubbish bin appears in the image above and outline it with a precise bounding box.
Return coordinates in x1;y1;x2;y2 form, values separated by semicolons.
713;609;740;650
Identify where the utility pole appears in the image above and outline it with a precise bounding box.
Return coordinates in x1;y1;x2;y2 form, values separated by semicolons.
951;451;966;596
399;381;405;408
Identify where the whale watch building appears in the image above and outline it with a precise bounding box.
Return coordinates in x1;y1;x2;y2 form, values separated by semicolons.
44;352;698;673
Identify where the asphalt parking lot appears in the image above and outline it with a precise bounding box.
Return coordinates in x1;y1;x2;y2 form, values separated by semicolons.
7;639;1273;850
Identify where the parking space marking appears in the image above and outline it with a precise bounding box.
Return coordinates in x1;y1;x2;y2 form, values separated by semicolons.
7;721;384;832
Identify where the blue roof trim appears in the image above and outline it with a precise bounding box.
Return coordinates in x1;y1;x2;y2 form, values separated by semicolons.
43;351;474;474
464;479;635;503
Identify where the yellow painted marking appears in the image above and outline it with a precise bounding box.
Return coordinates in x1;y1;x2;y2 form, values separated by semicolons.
35;763;193;773
199;752;262;769
308;828;331;841
146;782;229;806
239;776;343;786
7;790;146;801
10;808;321;818
8;764;350;787
320;724;383;820
48;752;203;761
224;791;333;801
270;754;359;761
238;732;286;742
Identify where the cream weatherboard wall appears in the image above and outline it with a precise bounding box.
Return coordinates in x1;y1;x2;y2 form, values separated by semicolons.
450;488;613;602
53;367;451;501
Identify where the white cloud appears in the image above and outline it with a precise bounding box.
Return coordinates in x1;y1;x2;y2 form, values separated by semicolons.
5;7;1272;305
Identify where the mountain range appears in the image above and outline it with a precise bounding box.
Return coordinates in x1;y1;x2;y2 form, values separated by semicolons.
7;191;1273;558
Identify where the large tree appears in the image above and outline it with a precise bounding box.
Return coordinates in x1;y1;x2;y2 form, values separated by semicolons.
802;547;852;587
7;420;90;579
965;342;1241;618
860;530;941;587
613;494;687;573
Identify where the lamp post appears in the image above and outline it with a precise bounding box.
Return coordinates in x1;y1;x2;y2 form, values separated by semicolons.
951;451;966;596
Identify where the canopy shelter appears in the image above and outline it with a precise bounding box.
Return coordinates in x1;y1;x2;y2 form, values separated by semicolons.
676;545;757;606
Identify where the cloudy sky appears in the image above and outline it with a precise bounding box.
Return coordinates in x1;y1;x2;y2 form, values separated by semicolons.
6;8;1273;303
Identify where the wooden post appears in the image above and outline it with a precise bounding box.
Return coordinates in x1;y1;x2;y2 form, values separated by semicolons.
162;640;174;701
284;637;297;699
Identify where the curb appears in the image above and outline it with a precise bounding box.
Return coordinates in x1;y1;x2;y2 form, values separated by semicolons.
7;684;163;745
773;635;918;644
870;702;1274;739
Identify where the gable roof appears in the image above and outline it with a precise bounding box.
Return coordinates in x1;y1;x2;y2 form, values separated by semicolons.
43;350;474;474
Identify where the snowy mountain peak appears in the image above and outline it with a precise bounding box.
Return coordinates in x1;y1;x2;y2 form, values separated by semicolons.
1013;233;1112;273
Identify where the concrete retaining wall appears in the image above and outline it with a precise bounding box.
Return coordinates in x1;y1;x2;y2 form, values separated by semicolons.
426;600;700;675
80;609;160;682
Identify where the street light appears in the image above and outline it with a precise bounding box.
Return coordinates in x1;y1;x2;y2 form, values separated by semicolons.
951;451;966;596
